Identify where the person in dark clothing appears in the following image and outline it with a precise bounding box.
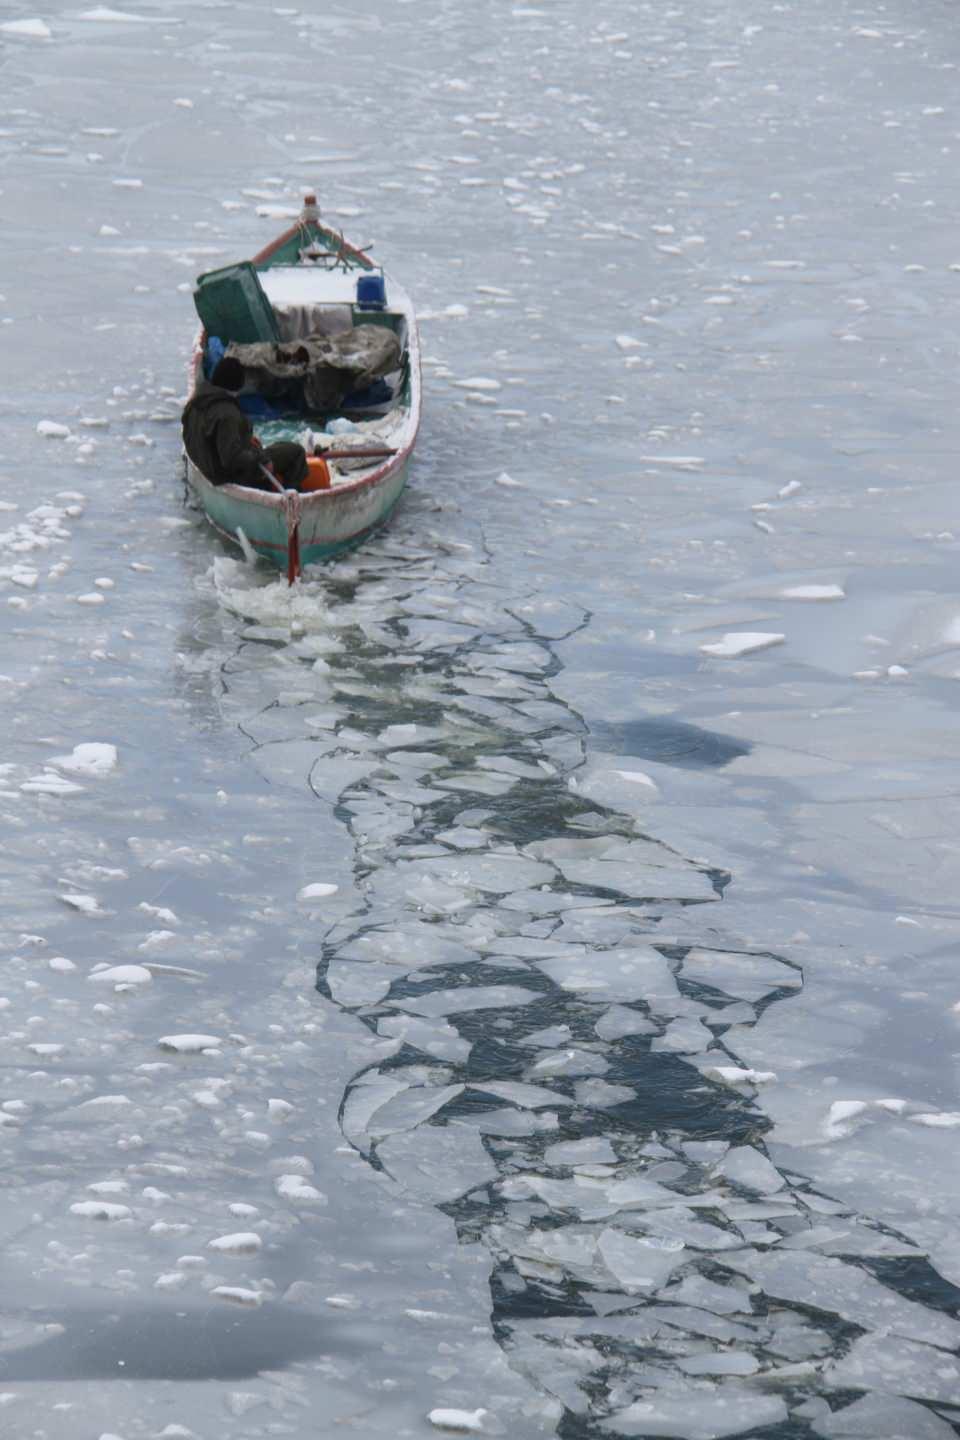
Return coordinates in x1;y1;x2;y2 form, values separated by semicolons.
181;356;308;491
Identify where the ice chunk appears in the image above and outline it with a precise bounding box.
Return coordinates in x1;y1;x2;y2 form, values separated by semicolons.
699;633;785;658
157;1034;222;1054
454;376;501;391
210;1287;263;1308
416;852;554;893
678;1352;759;1376
1;18;52;38
88;965;152;987
527;1048;609;1078
575;1079;636;1108
395;985;541;1017
745;1251;960;1349
470;1079;572;1109
826;1332;960;1405
824;1099;871;1140
538;948;678;1004
631;1207;741;1251
275;1175;326;1203
651;1017;713;1053
680;948;800;1001
297;881;339;901
597;1228;685;1291
21;771;85;796
366;1083;464;1138
668;1273;752;1315
59;891;106;915
781;585;845;600
595;1006;656;1040
428;1410;487;1433
325;961;393;1006
377;1014;471;1061
208;1232;262;1255
812;1391;956;1438
69;1201;132;1221
700;1064;777;1087
605;1391;787;1438
378;1124;496;1201
719;1147;785;1194
342;1075;411;1150
544;1137;617;1166
51;742;118;776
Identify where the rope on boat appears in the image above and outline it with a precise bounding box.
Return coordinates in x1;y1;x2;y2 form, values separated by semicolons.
258;461;302;586
283;488;302;586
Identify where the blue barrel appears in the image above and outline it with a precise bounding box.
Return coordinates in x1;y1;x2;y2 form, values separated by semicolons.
356;273;387;310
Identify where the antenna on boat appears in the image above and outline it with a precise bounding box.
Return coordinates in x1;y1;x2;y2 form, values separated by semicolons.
301;192;320;222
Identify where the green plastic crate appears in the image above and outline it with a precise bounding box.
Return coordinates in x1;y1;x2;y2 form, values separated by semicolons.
193;261;279;345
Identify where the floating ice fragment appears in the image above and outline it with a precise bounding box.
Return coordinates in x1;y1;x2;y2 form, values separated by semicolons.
607;1392;787;1437
781;585;845;601
51;742;118;776
139;901;178;924
1;18;52;38
37;420;70;438
614;770;658;790
814;1391;957;1439
59;892;105;915
137;930;175;951
679;1352;759;1376
208;1232;262;1255
211;1286;263;1307
88;965;152;987
615;334;643;350
470;1079;571;1110
495;471;523;487
702;1065;777;1087
275;1174;326;1203
428;1411;487;1434
637;455;704;470
70;1201;132;1220
824;1099;870;1139
77;1094;131;1111
453;377;501;390
157;1034;222;1053
297;881;339;901
720;1146;785;1193
910;1111;960;1128
700;632;785;658
576;1078;635;1107
597;1227;685;1290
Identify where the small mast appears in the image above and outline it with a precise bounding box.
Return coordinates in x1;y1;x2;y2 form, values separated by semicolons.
301;192;320;222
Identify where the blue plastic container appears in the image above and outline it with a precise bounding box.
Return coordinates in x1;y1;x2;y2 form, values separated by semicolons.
356;273;387;310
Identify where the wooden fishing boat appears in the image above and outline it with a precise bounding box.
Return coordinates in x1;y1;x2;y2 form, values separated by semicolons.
185;194;420;581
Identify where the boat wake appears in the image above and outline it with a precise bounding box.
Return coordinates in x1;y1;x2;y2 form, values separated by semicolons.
214;517;960;1440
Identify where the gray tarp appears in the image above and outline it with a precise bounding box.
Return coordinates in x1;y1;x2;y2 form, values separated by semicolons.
226;324;402;411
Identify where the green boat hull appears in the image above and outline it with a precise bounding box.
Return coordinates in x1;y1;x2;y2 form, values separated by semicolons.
189;456;411;569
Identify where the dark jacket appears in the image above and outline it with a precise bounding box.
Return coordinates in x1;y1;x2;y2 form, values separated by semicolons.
182;380;267;489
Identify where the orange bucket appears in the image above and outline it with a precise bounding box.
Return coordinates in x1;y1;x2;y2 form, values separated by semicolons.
302;455;331;492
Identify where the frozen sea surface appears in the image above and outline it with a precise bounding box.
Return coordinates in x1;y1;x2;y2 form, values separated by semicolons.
3;0;960;1437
